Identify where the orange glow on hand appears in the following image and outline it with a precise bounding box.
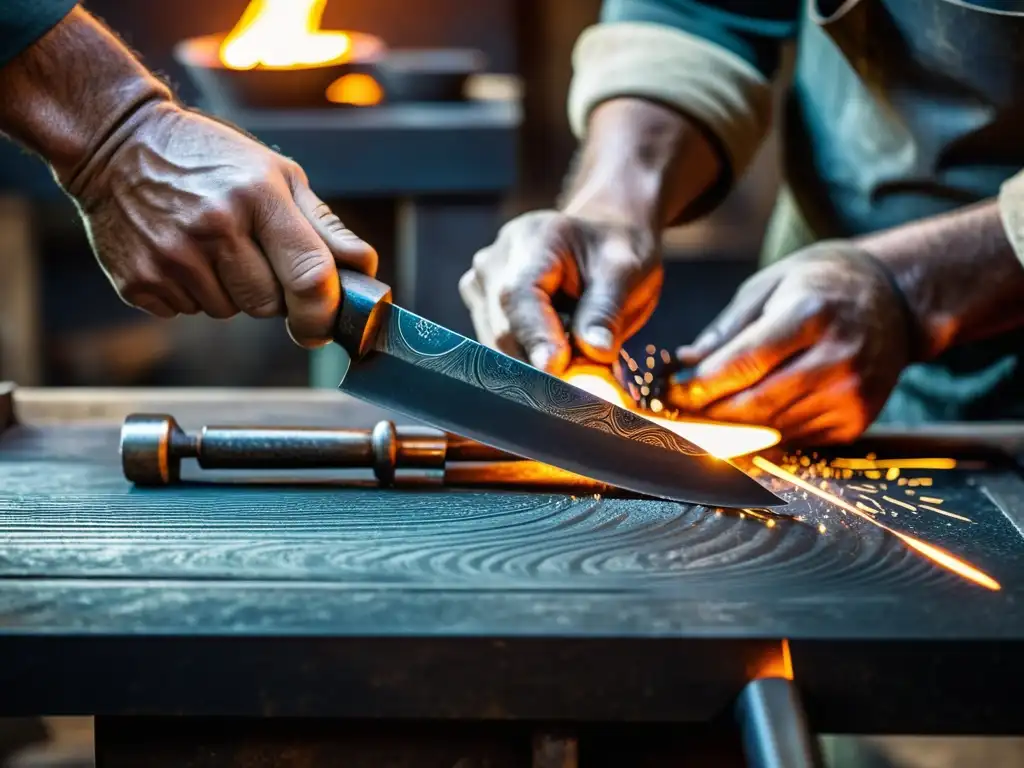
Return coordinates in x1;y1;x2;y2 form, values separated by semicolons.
220;0;352;70
752;456;1000;591
562;366;780;460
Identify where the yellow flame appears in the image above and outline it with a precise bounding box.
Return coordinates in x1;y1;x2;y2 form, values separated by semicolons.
220;0;351;70
562;367;780;460
752;456;999;591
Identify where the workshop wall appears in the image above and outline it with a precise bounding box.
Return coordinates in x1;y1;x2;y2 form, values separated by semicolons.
0;0;784;388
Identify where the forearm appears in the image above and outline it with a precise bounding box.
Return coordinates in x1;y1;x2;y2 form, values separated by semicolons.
564;2;798;225
0;5;172;187
560;97;722;229
858;201;1024;360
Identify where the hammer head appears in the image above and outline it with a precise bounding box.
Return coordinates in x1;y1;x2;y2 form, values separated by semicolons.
121;414;188;486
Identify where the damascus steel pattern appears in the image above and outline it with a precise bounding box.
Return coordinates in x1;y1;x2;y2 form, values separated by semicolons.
384;307;709;457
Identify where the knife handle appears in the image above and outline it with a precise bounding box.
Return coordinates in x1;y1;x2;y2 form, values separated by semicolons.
334;268;393;360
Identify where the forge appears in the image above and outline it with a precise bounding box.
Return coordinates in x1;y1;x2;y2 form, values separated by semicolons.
174;0;485;110
4;384;1024;765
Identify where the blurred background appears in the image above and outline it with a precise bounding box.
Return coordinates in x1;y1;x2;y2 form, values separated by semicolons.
0;0;788;391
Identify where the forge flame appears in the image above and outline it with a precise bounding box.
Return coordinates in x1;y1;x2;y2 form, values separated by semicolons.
560;365;780;460
220;0;352;70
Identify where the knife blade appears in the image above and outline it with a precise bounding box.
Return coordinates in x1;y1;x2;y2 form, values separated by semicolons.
331;269;784;508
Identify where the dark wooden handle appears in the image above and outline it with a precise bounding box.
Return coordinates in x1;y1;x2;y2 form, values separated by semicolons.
333;268;393;359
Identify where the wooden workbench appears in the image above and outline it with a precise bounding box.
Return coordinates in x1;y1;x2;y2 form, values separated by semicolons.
4;385;1024;765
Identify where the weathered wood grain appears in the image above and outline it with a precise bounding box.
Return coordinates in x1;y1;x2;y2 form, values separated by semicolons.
4;391;1024;733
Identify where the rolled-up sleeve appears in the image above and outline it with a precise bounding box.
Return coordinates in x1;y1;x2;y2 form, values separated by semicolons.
568;0;799;201
999;170;1024;264
0;0;78;69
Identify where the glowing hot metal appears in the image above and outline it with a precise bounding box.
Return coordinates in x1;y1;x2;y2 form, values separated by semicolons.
562;366;780;460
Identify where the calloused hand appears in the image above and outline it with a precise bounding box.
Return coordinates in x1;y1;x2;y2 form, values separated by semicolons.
667;242;911;444
459;210;662;374
71;100;377;348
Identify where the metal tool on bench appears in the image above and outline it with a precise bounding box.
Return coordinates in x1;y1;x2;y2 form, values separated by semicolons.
121;414;521;486
329;269;782;508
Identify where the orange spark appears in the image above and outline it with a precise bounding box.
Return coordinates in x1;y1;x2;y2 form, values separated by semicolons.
855;501;879;515
919;504;973;523
830;458;957;471
883;495;917;512
848;485;877;493
752;456;999;591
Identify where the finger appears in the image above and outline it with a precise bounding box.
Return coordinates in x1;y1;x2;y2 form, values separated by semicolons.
673;301;823;410
698;352;826;424
161;244;238;319
572;238;642;364
782;413;850;446
293;184;378;277
502;286;571;373
122;275;199;317
676;277;778;364
773;378;869;444
130;293;178;319
495;240;572;373
459;268;498;349
256;195;340;348
213;236;284;318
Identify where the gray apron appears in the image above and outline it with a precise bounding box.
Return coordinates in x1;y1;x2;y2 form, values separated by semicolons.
761;0;1024;424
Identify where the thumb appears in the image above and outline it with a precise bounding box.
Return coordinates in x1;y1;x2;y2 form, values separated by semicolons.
572;249;639;365
293;181;378;277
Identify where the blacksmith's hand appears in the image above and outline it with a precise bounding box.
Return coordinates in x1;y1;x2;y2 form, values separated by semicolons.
459;211;662;374
70;101;377;348
667;242;913;444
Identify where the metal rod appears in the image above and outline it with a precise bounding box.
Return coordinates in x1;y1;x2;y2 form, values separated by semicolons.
120;414;519;486
736;678;823;768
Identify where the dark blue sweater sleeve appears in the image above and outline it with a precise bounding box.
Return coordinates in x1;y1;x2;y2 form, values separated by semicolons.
600;0;800;79
0;0;78;69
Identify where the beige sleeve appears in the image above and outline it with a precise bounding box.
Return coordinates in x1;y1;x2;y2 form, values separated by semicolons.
567;21;773;183
999;169;1024;264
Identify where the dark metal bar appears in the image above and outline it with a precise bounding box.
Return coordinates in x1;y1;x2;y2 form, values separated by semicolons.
736;678;823;768
120;414;520;486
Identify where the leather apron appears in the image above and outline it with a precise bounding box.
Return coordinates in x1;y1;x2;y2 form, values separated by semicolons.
760;0;1024;424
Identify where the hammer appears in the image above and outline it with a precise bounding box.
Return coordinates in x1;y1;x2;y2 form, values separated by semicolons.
120;414;519;487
